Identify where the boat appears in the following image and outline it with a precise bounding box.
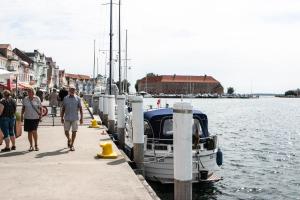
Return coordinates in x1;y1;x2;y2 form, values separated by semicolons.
123;107;223;184
138;91;152;98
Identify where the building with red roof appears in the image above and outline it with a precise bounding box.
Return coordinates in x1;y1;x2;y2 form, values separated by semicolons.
137;74;224;95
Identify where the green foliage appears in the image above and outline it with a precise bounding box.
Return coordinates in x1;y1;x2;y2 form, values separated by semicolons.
227;87;234;94
115;79;131;93
146;73;156;77
135;81;139;92
285;90;297;96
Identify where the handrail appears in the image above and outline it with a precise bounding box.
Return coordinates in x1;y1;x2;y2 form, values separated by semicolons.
146;135;216;143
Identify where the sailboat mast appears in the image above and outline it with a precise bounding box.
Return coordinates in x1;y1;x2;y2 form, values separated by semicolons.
118;0;122;94
125;29;128;93
109;0;113;95
97;57;99;76
93;39;96;90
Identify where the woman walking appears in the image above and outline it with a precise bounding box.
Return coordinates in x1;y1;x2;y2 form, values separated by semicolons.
0;90;17;152
21;88;42;151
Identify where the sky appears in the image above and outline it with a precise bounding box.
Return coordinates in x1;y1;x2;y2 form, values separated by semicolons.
1;0;300;94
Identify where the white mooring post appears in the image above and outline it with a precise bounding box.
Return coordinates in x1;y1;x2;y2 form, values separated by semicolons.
173;102;193;200
107;95;116;134
103;95;109;127
131;96;144;175
99;95;104;120
117;95;126;149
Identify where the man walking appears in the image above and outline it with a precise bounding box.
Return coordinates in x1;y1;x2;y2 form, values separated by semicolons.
61;85;83;151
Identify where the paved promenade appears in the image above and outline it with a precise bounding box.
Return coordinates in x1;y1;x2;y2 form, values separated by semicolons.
0;118;154;199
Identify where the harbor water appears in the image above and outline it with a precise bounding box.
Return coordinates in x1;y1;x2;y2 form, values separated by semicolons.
143;97;300;200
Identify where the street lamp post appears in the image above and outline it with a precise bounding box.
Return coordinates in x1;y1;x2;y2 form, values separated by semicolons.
15;74;18;100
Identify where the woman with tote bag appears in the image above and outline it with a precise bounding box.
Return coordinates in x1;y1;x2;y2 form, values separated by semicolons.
21;88;42;151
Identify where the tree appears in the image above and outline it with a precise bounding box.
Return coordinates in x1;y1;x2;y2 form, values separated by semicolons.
135;81;139;92
146;73;156;77
285;90;297;96
227;87;234;94
115;79;131;94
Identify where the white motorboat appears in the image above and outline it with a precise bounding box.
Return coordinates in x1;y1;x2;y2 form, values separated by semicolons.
123;108;223;184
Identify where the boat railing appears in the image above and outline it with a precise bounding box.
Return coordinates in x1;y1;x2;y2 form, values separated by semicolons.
143;136;218;164
146;135;218;152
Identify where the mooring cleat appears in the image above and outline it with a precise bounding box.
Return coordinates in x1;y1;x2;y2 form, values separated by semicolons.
97;142;117;159
89;119;100;128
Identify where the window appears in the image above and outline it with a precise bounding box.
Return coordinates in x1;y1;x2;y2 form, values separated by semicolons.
192;118;203;137
162;118;173;136
192;118;204;146
144;121;153;138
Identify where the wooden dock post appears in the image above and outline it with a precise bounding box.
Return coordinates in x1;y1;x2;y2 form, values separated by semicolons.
131;96;144;175
99;95;104;121
173;102;193;200
117;95;126;149
107;95;115;134
103;95;108;127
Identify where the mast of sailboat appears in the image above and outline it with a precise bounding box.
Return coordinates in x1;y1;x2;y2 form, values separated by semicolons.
93;39;96;90
125;29;128;93
118;0;122;94
109;0;113;95
97;57;99;77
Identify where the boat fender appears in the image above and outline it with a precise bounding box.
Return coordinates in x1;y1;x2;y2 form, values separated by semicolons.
216;148;223;166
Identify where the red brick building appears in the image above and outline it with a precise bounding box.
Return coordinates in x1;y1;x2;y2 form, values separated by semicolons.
137;75;224;95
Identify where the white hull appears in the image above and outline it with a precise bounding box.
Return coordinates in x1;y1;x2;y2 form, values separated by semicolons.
124;138;221;184
144;149;219;183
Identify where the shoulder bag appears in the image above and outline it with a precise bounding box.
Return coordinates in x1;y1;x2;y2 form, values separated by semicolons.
28;98;42;122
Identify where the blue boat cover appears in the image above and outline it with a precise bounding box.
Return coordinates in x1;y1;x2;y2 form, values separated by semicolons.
144;108;209;139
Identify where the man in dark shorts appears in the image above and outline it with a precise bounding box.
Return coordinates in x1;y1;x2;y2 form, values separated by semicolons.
61;85;83;151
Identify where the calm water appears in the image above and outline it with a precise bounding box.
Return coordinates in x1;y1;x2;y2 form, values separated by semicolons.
143;97;300;200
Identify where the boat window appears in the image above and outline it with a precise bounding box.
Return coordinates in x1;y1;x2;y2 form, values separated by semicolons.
193;118;203;138
144;121;153;138
162;118;173;136
193;119;203;145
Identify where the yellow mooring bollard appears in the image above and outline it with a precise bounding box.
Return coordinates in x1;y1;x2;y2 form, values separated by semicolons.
89;119;100;128
97;142;117;159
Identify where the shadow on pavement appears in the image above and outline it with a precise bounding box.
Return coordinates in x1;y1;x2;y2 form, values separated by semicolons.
0;150;30;157
107;158;126;165
35;148;69;158
99;138;112;142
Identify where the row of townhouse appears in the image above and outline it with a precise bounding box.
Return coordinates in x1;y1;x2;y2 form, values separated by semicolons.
58;71;107;94
0;43;108;95
0;44;60;91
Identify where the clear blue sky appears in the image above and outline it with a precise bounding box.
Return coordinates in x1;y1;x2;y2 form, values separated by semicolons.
1;0;300;93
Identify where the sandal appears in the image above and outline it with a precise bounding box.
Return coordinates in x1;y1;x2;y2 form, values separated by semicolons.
1;147;10;152
70;146;75;151
67;139;71;148
28;146;34;151
11;146;16;150
34;146;39;151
